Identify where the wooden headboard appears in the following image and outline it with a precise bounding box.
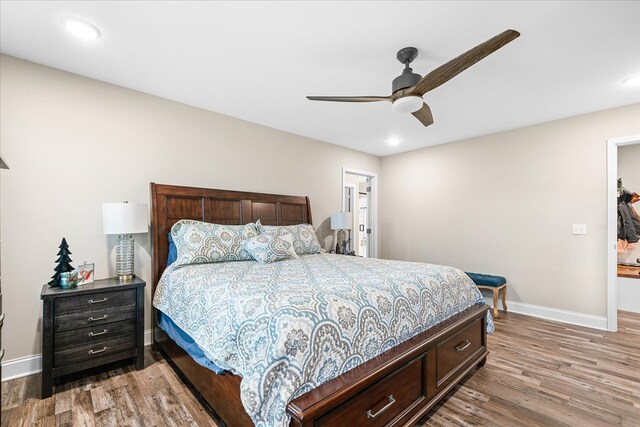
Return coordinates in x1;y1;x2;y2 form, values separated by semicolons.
150;183;312;291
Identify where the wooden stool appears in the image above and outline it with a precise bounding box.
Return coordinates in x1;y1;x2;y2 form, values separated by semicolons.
465;273;508;318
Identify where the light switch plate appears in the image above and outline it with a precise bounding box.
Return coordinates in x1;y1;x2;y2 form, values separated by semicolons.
572;224;587;235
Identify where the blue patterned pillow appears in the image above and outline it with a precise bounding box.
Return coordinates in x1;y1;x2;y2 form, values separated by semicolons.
171;220;258;266
256;220;322;255
244;232;296;264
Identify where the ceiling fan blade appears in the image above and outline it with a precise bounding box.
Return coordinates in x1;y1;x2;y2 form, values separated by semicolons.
410;29;520;96
412;103;434;127
306;96;391;103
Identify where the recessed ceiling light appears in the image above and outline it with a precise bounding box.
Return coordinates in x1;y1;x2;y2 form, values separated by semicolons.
386;137;401;146
61;17;101;41
622;74;640;87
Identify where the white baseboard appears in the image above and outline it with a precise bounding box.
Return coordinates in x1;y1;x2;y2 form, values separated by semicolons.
2;329;153;382
2;354;42;382
481;295;608;330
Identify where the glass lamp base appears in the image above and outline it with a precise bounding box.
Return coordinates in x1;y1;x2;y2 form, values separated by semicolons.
336;229;347;254
116;234;135;279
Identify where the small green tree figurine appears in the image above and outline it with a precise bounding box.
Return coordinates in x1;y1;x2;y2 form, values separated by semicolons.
48;238;74;287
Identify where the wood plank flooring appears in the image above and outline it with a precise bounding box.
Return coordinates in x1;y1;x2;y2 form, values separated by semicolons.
3;310;639;426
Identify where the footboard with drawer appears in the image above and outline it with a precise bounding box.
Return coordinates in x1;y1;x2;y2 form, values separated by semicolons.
287;303;489;426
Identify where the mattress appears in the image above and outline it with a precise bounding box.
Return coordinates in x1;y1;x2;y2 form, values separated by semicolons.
153;253;493;427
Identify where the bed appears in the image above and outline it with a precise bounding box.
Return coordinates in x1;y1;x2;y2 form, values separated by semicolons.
150;183;491;427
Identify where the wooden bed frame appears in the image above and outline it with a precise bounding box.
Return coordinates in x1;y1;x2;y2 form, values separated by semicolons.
150;183;489;427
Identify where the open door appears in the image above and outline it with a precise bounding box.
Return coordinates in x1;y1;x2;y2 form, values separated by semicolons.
342;168;377;258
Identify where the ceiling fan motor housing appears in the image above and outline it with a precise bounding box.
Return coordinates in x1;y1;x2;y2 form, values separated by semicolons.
393;47;422;93
392;69;422;93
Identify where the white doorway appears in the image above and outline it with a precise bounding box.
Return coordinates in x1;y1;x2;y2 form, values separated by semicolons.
342;167;377;258
607;134;640;332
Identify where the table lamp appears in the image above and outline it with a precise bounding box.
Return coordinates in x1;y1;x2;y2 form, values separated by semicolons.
331;211;352;254
102;202;148;280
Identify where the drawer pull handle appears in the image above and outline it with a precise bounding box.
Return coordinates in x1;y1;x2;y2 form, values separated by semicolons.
456;339;471;352
88;329;108;337
88;314;109;322
88;347;108;355
0;349;4;362
88;297;109;304
366;395;396;419
0;312;5;326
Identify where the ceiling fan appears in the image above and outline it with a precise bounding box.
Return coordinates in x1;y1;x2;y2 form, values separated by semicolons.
307;29;520;127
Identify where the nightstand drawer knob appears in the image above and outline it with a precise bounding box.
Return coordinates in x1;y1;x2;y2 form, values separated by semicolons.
88;297;109;304
88;329;108;337
88;314;109;322
88;347;108;355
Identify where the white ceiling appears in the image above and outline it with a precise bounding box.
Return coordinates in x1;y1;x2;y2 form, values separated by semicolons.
1;1;639;156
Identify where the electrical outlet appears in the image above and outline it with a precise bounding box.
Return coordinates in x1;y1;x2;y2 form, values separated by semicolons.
572;224;587;235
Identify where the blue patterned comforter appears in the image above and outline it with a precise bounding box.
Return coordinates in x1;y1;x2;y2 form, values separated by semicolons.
153;253;493;426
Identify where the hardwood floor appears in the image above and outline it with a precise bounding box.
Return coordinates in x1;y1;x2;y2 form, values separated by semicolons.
1;350;216;427
2;310;639;426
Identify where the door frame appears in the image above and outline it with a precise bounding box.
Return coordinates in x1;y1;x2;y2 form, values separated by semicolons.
343;184;356;253
607;134;640;332
342;167;378;258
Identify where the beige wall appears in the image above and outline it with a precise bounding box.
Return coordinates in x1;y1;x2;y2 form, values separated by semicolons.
617;144;640;264
618;144;640;194
618;144;640;193
380;104;640;317
0;55;380;361
1;52;638;362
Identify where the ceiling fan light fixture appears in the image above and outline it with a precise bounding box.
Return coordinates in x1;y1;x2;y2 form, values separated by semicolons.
392;96;423;114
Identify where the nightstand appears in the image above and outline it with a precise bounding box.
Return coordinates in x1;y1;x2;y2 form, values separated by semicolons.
40;277;145;398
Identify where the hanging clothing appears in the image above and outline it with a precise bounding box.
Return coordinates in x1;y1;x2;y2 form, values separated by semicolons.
618;200;640;244
618;239;637;254
617;188;640;256
630;203;640;221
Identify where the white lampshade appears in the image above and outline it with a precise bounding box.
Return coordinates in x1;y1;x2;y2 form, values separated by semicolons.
331;211;352;230
103;202;148;235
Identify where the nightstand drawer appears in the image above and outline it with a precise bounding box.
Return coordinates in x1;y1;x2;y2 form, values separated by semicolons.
55;320;136;352
54;333;136;367
54;304;136;332
55;289;135;315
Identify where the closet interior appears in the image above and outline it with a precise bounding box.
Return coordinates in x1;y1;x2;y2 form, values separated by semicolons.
617;178;640;277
